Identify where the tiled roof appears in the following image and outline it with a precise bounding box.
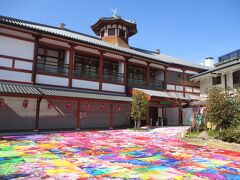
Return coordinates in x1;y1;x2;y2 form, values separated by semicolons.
0;15;209;70
134;88;199;100
0;82;131;102
38;87;131;102
0;82;41;95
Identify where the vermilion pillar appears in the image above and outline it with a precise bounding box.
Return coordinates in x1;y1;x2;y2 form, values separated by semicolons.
34;97;42;132
32;36;39;85
146;62;150;88
124;57;129;94
182;69;186;97
68;44;75;88
76;101;81;130
164;65;167;91
99;51;104;91
109;104;113;129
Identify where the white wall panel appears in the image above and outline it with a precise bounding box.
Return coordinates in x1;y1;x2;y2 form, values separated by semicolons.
102;83;125;92
14;60;33;71
0;69;32;82
0;35;34;60
0;57;12;67
36;74;68;86
72;79;99;90
167;84;175;90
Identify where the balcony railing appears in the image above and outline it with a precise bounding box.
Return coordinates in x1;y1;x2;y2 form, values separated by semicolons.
128;78;147;88
103;72;124;83
73;68;98;80
149;79;165;91
37;59;69;76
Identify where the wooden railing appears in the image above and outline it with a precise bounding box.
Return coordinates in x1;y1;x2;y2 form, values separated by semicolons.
128;78;147;88
73;68;98;80
37;59;69;76
103;72;124;83
149;79;165;91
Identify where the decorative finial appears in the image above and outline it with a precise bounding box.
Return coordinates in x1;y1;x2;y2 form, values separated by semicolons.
111;8;117;17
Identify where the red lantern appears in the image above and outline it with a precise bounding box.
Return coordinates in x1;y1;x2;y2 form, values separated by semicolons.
101;104;106;112
87;103;91;111
67;102;71;112
0;98;5;108
117;105;122;112
23;99;28;109
48;102;53;109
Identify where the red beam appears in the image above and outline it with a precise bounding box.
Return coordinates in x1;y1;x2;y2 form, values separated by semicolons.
32;36;39;84
34;97;41;131
99;51;104;91
76;101;80;130
109;104;113;129
68;44;75;88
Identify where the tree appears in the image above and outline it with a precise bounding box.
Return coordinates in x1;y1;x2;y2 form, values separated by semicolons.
206;87;236;131
131;91;149;129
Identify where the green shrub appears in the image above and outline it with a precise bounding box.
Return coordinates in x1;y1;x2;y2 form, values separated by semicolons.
218;127;240;143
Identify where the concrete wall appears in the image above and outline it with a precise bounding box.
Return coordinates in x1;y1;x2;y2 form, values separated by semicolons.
39;99;77;130
112;104;130;127
0;97;36;131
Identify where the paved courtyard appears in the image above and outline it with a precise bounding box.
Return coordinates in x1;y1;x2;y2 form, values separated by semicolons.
0;127;239;179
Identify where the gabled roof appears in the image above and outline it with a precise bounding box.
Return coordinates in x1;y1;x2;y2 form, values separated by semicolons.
189;58;240;80
0;15;209;70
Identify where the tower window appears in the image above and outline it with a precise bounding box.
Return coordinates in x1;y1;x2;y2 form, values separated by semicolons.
108;28;115;36
119;29;125;38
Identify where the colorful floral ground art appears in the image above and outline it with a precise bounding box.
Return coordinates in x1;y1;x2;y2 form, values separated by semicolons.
0;127;239;179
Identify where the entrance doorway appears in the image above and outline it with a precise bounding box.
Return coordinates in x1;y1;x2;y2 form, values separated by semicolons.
149;107;158;126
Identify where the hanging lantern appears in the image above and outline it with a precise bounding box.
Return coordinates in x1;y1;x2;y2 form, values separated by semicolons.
67;102;71;112
101;104;106;112
0;98;5;108
117;105;122;112
48;102;53;109
23;99;28;109
87;103;91;111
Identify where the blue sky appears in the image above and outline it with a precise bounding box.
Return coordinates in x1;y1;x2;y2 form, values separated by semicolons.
1;0;239;64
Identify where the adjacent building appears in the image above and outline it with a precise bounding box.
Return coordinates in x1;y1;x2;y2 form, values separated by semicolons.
189;49;240;100
0;15;208;131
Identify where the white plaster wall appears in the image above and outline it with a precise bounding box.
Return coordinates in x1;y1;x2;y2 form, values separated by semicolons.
167;84;175;90
176;85;183;91
14;60;33;71
129;58;147;65
72;79;99;90
0;28;35;40
36;74;68;86
150;63;164;69
102;83;125;93
104;52;125;60
0;35;34;60
0;57;12;67
0;69;32;82
167;67;183;72
226;72;233;88
75;45;100;55
40;37;70;48
185;87;193;92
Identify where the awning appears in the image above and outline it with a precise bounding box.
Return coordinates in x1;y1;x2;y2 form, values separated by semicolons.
134;88;199;101
0;82;131;102
0;82;41;96
38;87;131;102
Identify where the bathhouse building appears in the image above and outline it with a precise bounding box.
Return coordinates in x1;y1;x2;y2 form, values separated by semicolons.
0;15;208;131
